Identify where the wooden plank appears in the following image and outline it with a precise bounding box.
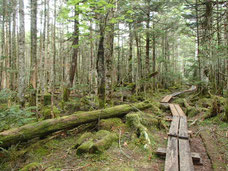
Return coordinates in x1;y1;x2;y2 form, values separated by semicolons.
161;95;172;103
174;104;185;116
171;91;182;97
179;139;194;171
169;104;179;116
164;136;179;171
161;95;169;103
179;116;189;139
166;95;173;102
168;116;180;137
156;148;202;165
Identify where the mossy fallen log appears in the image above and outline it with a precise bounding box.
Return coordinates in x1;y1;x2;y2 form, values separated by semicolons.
0;101;151;148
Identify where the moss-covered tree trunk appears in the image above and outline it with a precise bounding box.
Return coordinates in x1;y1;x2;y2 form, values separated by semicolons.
0;101;151;148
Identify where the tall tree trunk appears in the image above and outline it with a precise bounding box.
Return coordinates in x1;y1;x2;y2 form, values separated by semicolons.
69;8;79;87
18;0;26;107
128;23;133;83
97;22;106;108
41;0;47;95
105;8;114;98
117;24;121;84
51;0;57;118
145;14;150;75
12;0;17;90
29;0;37;107
64;5;79;102
200;0;213;95
152;21;156;90
30;0;37;89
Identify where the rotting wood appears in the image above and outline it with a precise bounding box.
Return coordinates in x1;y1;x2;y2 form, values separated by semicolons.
0;101;151;148
164;136;179;171
179;139;194;171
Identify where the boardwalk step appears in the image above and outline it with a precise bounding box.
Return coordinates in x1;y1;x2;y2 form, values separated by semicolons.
161;95;173;103
179;116;189;139
156;148;202;165
168;116;180;137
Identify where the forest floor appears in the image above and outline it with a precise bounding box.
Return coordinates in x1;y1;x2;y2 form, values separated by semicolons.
0;86;227;171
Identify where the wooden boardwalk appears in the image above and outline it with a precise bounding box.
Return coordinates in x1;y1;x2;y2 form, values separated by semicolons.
158;86;198;171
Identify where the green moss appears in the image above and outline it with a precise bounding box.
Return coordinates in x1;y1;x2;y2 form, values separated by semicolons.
223;99;228;122
99;118;126;132
149;100;162;115
203;97;223;120
41;105;60;119
198;98;213;108
62;87;70;102
121;167;135;171
76;140;94;155
186;106;198;117
43;93;51;106
94;130;110;139
75;130;118;155
172;98;184;107
20;162;41;171
65;100;81;113
141;114;161;129
0;103;8;112
126;113;151;148
92;132;118;153
73;132;94;149
126;113;142;128
32;146;49;160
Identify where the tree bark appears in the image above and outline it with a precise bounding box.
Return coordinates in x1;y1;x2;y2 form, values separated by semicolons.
128;23;133;83
18;0;26;107
30;0;38;90
97;21;106;108
0;101;152;148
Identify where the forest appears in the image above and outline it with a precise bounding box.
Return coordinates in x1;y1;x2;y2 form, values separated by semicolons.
0;0;227;170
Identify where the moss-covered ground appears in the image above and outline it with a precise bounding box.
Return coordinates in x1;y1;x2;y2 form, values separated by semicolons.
0;87;227;171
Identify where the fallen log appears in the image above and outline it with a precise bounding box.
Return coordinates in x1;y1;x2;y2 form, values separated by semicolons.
0;101;151;148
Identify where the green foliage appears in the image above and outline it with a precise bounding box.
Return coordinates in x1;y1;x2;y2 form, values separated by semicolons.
20;162;42;171
0;89;16;103
0;105;36;132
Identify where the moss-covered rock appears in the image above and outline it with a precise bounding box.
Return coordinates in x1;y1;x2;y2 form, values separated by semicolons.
73;132;94;149
99;118;126;132
94;130;110;140
202;97;223;120
74;130;118;155
41;105;60;119
126;113;142;128
76;140;94;155
126;113;151;148
92;132;118;153
20;162;41;171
